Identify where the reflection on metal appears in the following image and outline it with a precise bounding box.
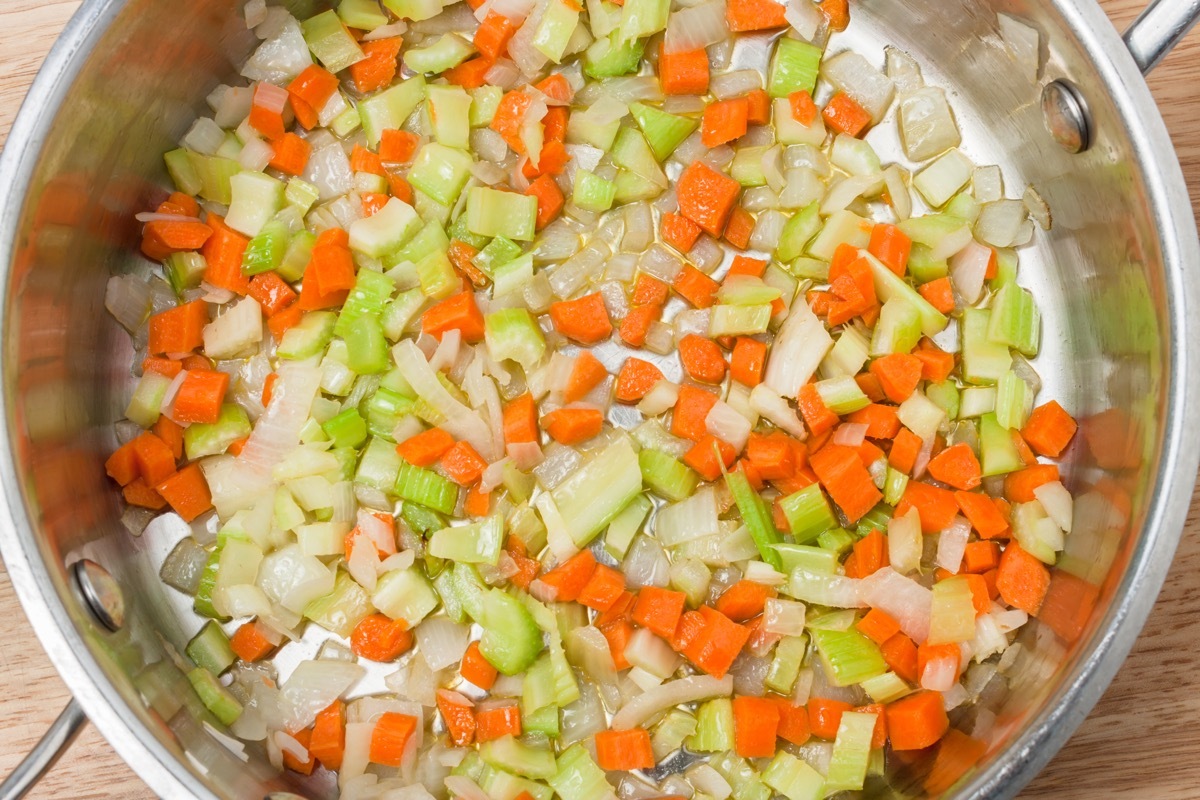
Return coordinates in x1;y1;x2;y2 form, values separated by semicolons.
72;559;126;632
1041;80;1091;154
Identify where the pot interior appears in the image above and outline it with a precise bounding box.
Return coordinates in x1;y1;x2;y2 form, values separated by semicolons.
0;0;1188;797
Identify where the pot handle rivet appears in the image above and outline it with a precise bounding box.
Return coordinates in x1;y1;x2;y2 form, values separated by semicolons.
1042;80;1091;154
71;559;125;632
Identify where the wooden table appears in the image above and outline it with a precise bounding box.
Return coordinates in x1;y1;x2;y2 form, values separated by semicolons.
0;0;1197;797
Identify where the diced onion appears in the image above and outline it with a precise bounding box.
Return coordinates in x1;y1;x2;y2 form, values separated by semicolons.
705;400;752;452
664;0;727;54
610;675;733;730
711;70;763;100
949;239;992;305
785;0;821;40
935;515;971;573
859;567;933;643
832;422;869;448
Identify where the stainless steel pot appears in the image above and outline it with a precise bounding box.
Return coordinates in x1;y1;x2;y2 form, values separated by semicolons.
1;0;1198;798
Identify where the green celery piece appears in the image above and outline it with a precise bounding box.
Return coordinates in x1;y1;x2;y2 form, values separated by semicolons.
869;296;922;357
928;574;978;644
404;33;475;74
860;671;913;704
365;386;415;439
345;315;390;375
994;369;1030;430
402;501;447;537
639;449;698;502
427;85;473;149
810;627;886;687
395;461;459;514
164;149;202;196
709;304;772;337
776;201;821;262
862;250;947;336
338;0;389;30
485;308;547;370
241;218;290;276
778;543;838;575
467;187;538;241
448;214;489;252
611;126;667;186
469;85;503;128
184;404;252;460
732;146;769;187
726;469;784;570
277;230;316;282
334;269;396;338
372;567;439;626
278;310;336;360
778;484;836;544
988;281;1041;356
434;569;467;623
125;372;169;428
301;10;365;73
572;169;618;213
907;242;949;284
452;562;488;621
383;0;443;21
322;408;368;449
926;379;961;421
769;38;823;98
187;667;242;726
817;527;855;556
359;76;427;147
187;153;240;205
388;219;451;268
961;308;1012;385
522;705;560;737
192;543;226;620
979;411;1022;476
630;102;698;161
884;467;909;506
604;493;651;560
652;709;698;760
285;178;320;214
548;744;612;800
687;698;734;752
619;0;668;41
502;462;536;505
417;251;460;299
825;711;877;792
533;0;581;62
304;571;374;637
762;752;824;800
613;168;663;203
350;197;422;259
493;254;534;299
408;143;474;206
164;252;207;295
549;438;642;548
453;751;486;781
355;436;402;492
479;590;544;675
480;768;554;800
429;516;505;565
473;235;522;276
765;634;808;695
854;504;893;538
185;620;235;676
584;31;645;79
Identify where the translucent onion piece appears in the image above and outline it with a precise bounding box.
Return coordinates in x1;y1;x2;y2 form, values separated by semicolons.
949;239;992;304
610;675;733;730
935;515;971;573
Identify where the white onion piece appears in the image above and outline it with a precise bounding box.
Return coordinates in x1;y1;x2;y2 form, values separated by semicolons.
888;506;923;575
428;328;462;374
833;422;869;448
1033;481;1074;532
479;457;510;493
859;567;933;643
710;69;763;100
785;0;821;40
280;660;366;732
181;117;226;155
885;46;923;93
379;550;417;573
622;535;671;589
610;675;733;730
935;515;971;574
920;648;960;691
820;51;895;124
1023;184;1051;230
484;59;522;89
764;598;807;636
565;627;619;686
241;15;312;83
749;210;788;252
749;384;807;439
346;533;380;593
417;618;471;671
821;173;885;216
357;508;396;556
445;777;490;800
395;340;499;461
975;199;1028;248
898;87;962;162
506;440;544;471
789;570;864;608
998;13;1040;83
705;401;752;452
949;239;992;304
364;20;408;40
883;165;912;221
656;486;720;545
664;0;727;54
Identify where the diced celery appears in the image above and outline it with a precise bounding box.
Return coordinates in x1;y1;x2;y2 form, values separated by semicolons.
479;589;544;674
187;667;242;726
762;753;824;800
776;201;821;262
372;566;439;626
814;375;870;415
907;243;948;284
338;0;389;30
383;0;444;21
709;304;772;336
493;254;535;299
241;218;289;276
831;134;881;177
467;187;538;241
304;571;373;636
365;387;415;439
187;152;241;204
470;85;504;128
1012;499;1061;564
566;104;623;151
779;484;836;543
765;634;808;695
855;504;892;538
726;469;784;570
670;558;712;607
335;270;395;339
359;76;427;147
225;171;285;238
884;467;909;506
811;627;886;686
534;0;581;62
301;10;365;73
807;209;872;261
321;408;368;449
485;308;547;370
523;705;560;738
687;698;734;752
186;620;236;676
125;371;171;428
821;325;870;379
927;575;978;644
731;145;769;187
404;33;474;74
549;744;613;800
769;38;823;98
429;516;505;565
612;126;667;187
869;296;922;357
165;149;202;196
946;191;981;224
572;169;618;213
613;169;664;203
274;486;306;532
395;460;459;514
926;379;960;420
417;251;460;299
278;310;336;360
959;386;996;418
979;411;1022;477
164;252;207;294
639;449;699;502
988;281;1041;356
992;246;1019;288
551;437;644;547
408;143;474;207
619;0;668;39
426;85;473;149
184;404;252;460
453;751;487;781
502;462;537;505
860;671;913;704
652;709;698;760
994;369;1031;430
824;711;877;793
277;230;315;282
473;235;523;276
584;31;645;79
961;308;1012;385
605;493;650;560
863;250;947;336
349;197;422;259
345;315;390;375
403;501;447;537
192;543;225;620
355;436;403;492
630;102;698;161
390;219;451;267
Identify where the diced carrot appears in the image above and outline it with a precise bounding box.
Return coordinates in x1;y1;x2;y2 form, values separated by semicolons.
869;354;922;404
886;691;949;751
851;528;888;578
378;129;421;164
148;300;209;355
351;144;385;176
889;427;922;475
855;703;889;749
525;174;565;230
536;73;573;104
564;350;608;404
632;273;671;306
823;92;872;137
595;729;655;771
671;385;719;442
868;223;912;276
745;89;771;125
267;303;303;341
954;490;1010;539
460;641;498;689
996;543;1050;616
685;605;750;678
615;358;665;403
881;633;919;683
809;442;883;524
808;697;852;740
616;303;658;349
683;434;738;482
745;432;796;481
123;478;166;509
673;264;721;309
539;549;597;603
350;37;402;93
723;206;756;250
444;56;495;89
732;696;780;758
248;271;299;317
287;65;339;129
268;132;312;176
726;0;787;31
601;618;634;671
503;393;539;444
351;614;413;662
632;586;687;638
369;712;418;767
105;441;141;487
140;219;213;260
171;370;229;424
1038;570;1100;643
896;480;959;533
491;89;534;153
914;338;956;382
678;333;727;384
677;161;741;236
436;689;476;747
856;372;885;404
1011;428;1039;467
1003;464;1060;503
440;440;488;485
658;44;710;96
926;442;982;491
661;211;702;253
422;290;485;343
578;564;626;612
475;704;521;742
282;727;316;775
856;608;901;645
230;620;277;662
248;82;287;140
820;0;849;30
775;700;811;745
847;404;901;440
474;11;516;60
789;90;817;125
962;541;1001;574
201;215;251;295
155;463;212;522
142;357;183;379
729;337;767;387
541;407;604;446
523;138;570;178
1021;400;1078;458
919;277;956;314
797;383;839;437
548;292;612;344
309;701;345;770
715;580;775;622
702;97;750;147
447;239;482;284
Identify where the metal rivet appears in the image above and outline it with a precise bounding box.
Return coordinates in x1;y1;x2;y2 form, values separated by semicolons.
1042;79;1091;154
71;559;125;632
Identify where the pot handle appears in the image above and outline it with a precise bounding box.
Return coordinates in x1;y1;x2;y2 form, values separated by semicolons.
1123;0;1200;74
0;699;86;800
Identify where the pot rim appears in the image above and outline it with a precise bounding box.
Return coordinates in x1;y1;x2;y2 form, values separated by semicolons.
0;1;1197;798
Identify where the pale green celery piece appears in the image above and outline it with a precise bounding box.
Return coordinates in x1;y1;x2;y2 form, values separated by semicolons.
533;0;581;62
225;171;284;238
304;572;374;636
709;304;772;337
854;504;892;538
164;149;203;196
126;371;171;428
824;711;878;793
619;0;668;41
278;311;336;360
769;38;823;98
298;417;330;445
301;10;366;73
345;316;390;375
630;102;697;161
335;269;396;338
831;134;882;177
359;76;427;147
639;449;699;502
365;387;416;439
395;460;459;514
816;527;855;557
185;621;235;676
186;152;240;205
276;230;316;282
427;85;473;149
329;104;364;139
687;698;734;752
184;404;252;460
913;149;974;208
652;709;698;760
907;242;948;284
372;567;439;626
551;437;643;548
502;462;536;506
338;0;389;31
860;671;913;704
604;493;650;560
192;544;224;620
884;467;909;506
790;257;829;281
473;235;522;277
612;126;667;186
980;411;1023;476
493;254;535;299
485;308;546;370
762;752;824;800
354;171;389;196
807;208;871;261
583;31;645;79
775;201;821;262
480;765;555;800
987;281;1041;356
479;589;544;675
187;667;242;726
814;375;870;415
452;751;486;781
215;132;242;161
390;219;451;268
322;408;368;449
726;469;784;570
408;143;474;207
994;369;1032;430
404;33;475;74
274;486;306;532
383;0;444;21
572;169;618;213
566;104;623;151
430;516;505;565
763;263;799;309
862;250;947;336
669;557;712;607
992;246;1019;288
765;634;808;694
869;296;922;357
959;386;996;418
613;169;664;203
241;218;289;275
961;308;1012;385
927;575;978;645
946;191;981;224
821;325;870;379
732;145;770;187
469;85;503;127
779;484;836;544
467;187;538;241
926;379;961;420
548;744;612;800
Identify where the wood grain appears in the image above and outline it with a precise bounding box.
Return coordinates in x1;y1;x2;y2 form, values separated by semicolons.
0;0;1197;798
